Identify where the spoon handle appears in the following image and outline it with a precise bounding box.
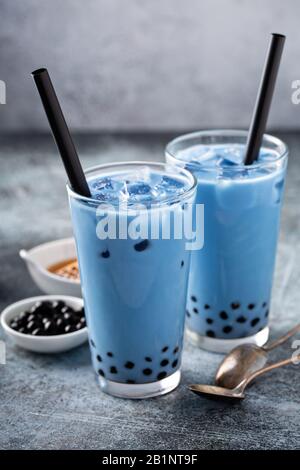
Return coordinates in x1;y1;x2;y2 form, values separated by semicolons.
264;323;300;351
246;353;300;386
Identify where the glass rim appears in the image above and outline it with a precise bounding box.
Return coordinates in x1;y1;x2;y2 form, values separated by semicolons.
67;160;197;206
165;129;289;172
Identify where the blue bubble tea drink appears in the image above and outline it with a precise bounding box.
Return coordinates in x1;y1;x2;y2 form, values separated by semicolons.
166;130;288;352
68;162;196;398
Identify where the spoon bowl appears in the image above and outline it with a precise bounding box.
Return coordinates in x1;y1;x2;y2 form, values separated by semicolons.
215;324;300;389
189;384;245;401
215;344;268;389
189;353;300;401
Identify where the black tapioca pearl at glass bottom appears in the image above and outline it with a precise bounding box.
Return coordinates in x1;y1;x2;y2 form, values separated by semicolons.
143;368;152;376
186;310;191;318
160;359;169;367
96;355;102;362
90;339;96;348
134;240;149;252
126;379;135;384
231;302;240;310
125;361;135;369
191;295;197;302
193;308;198;314
100;250;110;258
162;346;169;353
251;317;260;327
236;315;247;323
107;351;113;357
265;309;269;317
219;311;228;320
172;359;178;368
223;325;233;334
110;366;118;374
157;371;167;380
98;369;105;377
145;356;152;362
204;304;210;310
206;330;215;338
173;346;179;354
181;260;184;267
206;318;214;324
248;303;255;310
262;301;267;308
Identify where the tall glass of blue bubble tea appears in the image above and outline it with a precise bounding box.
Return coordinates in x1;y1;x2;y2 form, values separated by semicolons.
68;161;196;398
166;130;288;353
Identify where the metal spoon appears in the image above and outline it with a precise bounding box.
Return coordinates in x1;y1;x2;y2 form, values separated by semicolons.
215;323;300;389
189;353;300;401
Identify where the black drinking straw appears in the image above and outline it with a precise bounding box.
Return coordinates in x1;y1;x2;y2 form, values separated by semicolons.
244;33;285;166
31;68;91;197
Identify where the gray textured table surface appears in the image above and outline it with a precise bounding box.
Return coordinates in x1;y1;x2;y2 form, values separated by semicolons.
0;133;299;450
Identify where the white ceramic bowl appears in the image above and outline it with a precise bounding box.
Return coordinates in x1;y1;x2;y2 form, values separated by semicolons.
1;295;88;353
19;238;82;297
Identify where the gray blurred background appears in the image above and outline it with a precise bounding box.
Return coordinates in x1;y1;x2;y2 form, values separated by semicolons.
0;0;300;133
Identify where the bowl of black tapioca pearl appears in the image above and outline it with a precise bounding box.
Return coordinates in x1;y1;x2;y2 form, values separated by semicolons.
0;295;88;353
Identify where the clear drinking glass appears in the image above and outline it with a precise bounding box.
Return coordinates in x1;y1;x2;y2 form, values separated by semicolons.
68;161;196;398
166;130;288;353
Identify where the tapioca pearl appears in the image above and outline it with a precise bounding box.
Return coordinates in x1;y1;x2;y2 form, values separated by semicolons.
124;361;135;369
172;359;178;368
96;355;102;362
32;328;42;336
251;318;260;327
157;371;167;380
186;310;191;318
231;302;240;310
265;309;269;317
206;318;213;325
181;260;184;268
107;352;113;357
98;369;105;377
160;359;169;367
143;368;152;376
223;325;233;334
134;240;149;252
206;330;215;338
193;308;198;314
236;316;247;323
191;295;197;302
204;304;210;310
110;366;118;374
27;321;36;332
219;311;228;320
274;179;284;203
126;379;135;384
90;339;96;348
248;303;255;310
275;179;284;190
262;302;267;308
65;324;77;334
173;346;179;354
145;356;152;362
162;346;169;353
100;250;110;258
